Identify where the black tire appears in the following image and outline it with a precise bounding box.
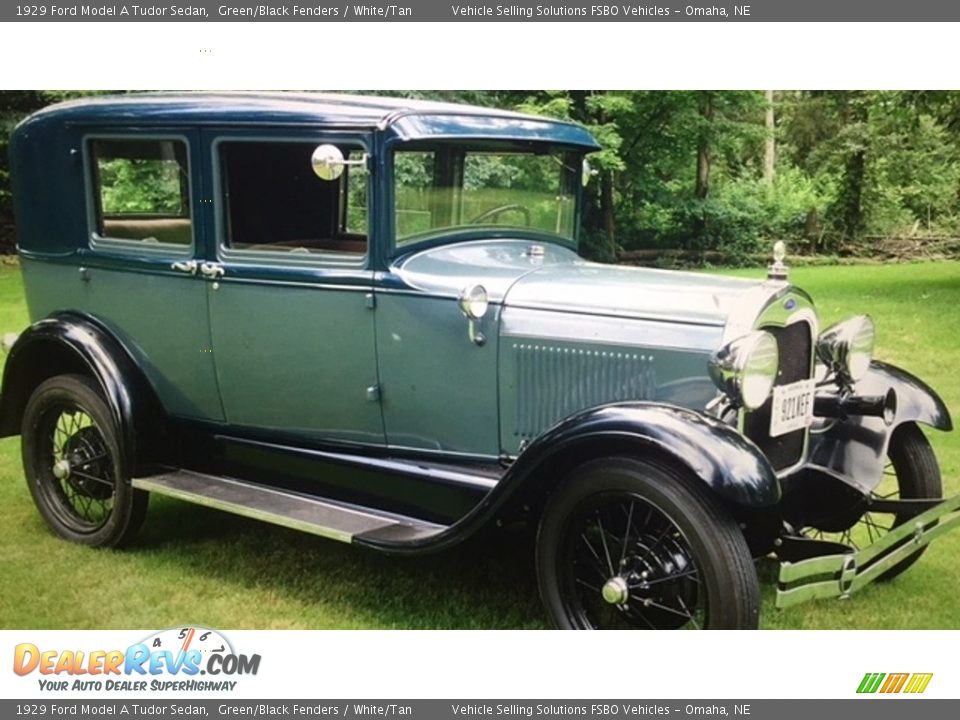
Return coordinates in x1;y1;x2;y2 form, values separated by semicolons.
878;423;943;581
536;456;760;630
802;422;942;582
21;374;147;548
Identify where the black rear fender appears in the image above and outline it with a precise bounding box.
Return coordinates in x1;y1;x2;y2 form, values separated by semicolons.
0;312;168;474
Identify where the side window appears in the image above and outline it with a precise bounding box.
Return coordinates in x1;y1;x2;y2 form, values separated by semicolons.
90;138;192;247
394;151;438;244
218;141;368;257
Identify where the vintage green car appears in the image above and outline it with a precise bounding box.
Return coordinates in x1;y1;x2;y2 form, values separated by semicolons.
2;93;956;629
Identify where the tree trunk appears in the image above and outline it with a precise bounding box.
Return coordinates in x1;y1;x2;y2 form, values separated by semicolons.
837;92;868;243
595;97;617;259
600;171;616;259
804;208;821;253
696;93;713;200
841;149;866;242
764;90;776;186
692;92;714;243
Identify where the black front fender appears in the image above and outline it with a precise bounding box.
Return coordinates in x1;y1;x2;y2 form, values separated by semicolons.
861;360;952;431
806;360;952;494
358;402;780;554
507;402;781;508
0;312;167;474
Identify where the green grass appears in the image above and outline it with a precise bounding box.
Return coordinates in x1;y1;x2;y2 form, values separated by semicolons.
0;259;958;629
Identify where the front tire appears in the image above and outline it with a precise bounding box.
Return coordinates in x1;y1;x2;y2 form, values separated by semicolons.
536;456;760;629
880;423;943;580
21;374;147;548
803;422;942;582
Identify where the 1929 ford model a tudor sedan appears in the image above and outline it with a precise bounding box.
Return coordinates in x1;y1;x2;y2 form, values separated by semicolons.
3;93;957;629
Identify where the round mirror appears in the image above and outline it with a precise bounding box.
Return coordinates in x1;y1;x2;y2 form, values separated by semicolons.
311;144;346;181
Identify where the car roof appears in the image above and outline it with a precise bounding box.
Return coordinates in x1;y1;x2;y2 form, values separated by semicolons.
21;92;601;149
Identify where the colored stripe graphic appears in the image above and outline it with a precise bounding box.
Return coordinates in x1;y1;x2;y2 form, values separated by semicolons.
880;673;909;693
857;673;885;693
904;673;934;694
857;672;932;694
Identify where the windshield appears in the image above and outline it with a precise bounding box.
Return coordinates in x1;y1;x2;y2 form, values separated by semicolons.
393;145;581;247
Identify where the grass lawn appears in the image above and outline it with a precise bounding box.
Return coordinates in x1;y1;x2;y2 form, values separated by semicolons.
0;259;958;629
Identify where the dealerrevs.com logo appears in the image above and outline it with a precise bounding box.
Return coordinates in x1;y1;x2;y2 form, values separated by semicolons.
857;672;933;694
13;626;261;692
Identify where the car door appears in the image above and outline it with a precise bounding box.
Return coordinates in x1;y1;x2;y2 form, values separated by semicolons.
67;130;223;422
201;130;383;445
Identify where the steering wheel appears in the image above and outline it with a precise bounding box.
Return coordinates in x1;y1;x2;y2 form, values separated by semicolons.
469;204;531;226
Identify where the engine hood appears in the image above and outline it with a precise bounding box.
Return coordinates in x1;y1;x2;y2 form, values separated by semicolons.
392;238;784;334
505;258;775;329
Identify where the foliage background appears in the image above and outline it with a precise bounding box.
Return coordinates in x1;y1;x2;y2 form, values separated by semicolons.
5;90;960;262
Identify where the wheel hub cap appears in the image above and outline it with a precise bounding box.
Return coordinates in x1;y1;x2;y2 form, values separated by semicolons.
601;576;630;605
52;459;72;480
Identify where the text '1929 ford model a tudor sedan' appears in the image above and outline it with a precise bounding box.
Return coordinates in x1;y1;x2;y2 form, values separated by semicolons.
2;93;957;629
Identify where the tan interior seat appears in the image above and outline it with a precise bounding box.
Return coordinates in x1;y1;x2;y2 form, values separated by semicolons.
243;238;367;255
102;217;192;246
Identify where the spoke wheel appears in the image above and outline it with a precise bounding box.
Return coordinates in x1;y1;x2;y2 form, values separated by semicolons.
537;457;759;630
22;374;147;547
803;422;942;581
562;492;705;629
40;405;115;531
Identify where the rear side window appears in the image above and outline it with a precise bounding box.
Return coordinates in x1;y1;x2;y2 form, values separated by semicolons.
90;138;192;247
217;140;368;258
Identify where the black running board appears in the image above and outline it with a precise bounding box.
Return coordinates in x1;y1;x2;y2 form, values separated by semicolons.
132;470;447;545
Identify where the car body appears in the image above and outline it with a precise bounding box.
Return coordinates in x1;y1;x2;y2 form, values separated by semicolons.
2;92;957;629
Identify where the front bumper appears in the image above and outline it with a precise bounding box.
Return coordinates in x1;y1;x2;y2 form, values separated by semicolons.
776;494;960;609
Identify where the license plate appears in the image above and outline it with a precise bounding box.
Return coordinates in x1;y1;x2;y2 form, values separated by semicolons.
769;379;815;438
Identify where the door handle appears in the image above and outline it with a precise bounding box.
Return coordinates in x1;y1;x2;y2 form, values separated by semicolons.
199;262;225;279
171;260;198;275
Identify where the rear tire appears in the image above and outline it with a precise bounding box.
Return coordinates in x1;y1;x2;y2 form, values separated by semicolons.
21;374;147;548
536;456;760;630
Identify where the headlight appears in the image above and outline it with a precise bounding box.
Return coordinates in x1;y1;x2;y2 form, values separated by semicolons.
709;331;779;410
817;315;875;383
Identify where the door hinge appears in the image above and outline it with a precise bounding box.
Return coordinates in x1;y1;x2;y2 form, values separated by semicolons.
366;384;382;402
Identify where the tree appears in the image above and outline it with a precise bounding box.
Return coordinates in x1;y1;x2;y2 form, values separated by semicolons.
764;90;776;186
5;90;960;262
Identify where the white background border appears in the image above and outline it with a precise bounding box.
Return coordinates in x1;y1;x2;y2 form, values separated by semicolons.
1;18;957;702
0;22;956;90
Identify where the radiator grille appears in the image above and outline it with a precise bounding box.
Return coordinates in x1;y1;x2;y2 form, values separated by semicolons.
514;343;656;439
742;321;813;471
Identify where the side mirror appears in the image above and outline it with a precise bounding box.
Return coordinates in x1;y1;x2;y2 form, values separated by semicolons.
311;144;368;181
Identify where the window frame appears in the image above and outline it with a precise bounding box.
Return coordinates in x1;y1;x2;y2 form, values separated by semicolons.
211;134;372;270
83;133;196;257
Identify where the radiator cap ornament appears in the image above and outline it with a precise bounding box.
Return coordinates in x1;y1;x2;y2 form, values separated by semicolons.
767;240;789;281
